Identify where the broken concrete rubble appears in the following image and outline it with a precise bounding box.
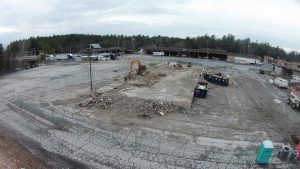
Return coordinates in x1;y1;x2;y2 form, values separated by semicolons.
88;91;184;117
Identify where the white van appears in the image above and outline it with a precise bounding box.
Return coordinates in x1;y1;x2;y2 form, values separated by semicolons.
290;75;300;83
274;77;288;88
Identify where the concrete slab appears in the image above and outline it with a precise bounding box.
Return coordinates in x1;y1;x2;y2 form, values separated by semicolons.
122;66;200;109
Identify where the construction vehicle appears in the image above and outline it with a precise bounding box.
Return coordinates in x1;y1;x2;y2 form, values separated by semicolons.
126;60;147;80
287;92;300;109
194;82;208;98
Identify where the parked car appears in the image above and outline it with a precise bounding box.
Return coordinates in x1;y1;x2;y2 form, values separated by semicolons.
46;54;55;60
98;55;108;61
110;53;117;60
81;55;89;60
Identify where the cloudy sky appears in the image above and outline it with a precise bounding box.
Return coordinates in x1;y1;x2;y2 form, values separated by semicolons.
0;0;299;51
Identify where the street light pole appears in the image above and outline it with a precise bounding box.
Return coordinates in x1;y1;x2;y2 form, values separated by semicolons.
88;48;93;96
248;44;250;55
206;38;209;58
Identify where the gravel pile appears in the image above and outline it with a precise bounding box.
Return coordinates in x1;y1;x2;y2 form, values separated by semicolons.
89;92;184;117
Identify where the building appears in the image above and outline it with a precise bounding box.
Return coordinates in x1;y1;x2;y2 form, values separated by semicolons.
89;44;102;49
144;47;228;60
263;56;274;64
227;54;261;64
80;47;130;55
273;59;300;76
15;55;40;70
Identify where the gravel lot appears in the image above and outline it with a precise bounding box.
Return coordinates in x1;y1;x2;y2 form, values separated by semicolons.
0;54;299;168
0;128;49;169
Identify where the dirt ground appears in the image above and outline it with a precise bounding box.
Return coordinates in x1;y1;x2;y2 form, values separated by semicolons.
0;128;49;169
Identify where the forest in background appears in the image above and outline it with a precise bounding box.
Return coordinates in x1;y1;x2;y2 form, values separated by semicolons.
0;34;299;73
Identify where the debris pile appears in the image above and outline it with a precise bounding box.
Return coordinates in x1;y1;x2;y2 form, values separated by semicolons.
135;100;182;117
90;93;123;108
88;92;184;117
168;62;183;69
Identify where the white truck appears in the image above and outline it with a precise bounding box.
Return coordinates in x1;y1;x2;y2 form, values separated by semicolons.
274;77;288;88
288;92;300;109
290;75;300;84
153;52;165;56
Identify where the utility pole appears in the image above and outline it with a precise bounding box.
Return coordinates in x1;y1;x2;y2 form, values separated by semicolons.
88;48;93;96
206;38;209;58
159;37;162;48
248;44;250;55
117;36;120;47
131;37;135;51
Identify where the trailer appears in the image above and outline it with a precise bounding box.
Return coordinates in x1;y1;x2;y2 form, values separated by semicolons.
153;52;165;56
55;54;73;60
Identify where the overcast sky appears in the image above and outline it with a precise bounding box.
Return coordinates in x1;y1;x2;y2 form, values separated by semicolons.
0;0;299;51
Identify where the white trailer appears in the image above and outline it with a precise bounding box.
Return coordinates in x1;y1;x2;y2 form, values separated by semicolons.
55;54;73;60
274;77;288;88
235;57;261;65
290;75;300;83
153;52;165;56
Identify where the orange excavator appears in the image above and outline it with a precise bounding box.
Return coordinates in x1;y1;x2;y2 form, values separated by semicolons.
126;60;147;80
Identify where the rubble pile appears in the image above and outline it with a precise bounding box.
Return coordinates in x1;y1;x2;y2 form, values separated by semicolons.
90;93;123;109
134;100;183;117
89;92;184;117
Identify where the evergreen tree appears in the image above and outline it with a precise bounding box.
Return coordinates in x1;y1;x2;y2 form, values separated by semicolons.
0;43;4;73
4;34;295;61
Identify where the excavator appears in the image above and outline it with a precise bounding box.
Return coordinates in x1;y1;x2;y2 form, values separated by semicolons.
125;60;147;80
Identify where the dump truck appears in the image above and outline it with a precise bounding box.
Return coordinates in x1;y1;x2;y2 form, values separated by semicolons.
194;82;208;98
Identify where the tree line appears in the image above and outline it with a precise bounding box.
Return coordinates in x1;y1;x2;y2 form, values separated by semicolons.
1;34;300;73
0;43;12;74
